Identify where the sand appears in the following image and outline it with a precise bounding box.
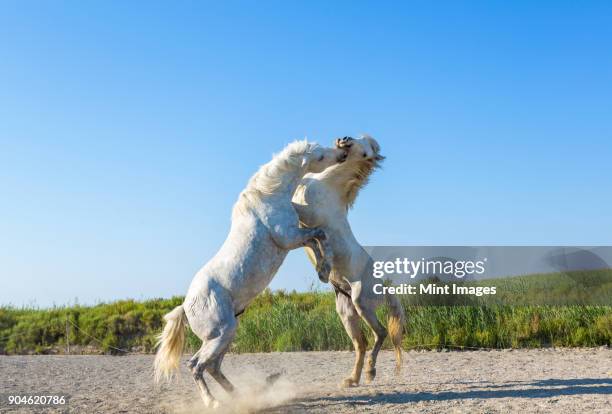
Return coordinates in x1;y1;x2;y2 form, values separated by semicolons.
0;348;610;413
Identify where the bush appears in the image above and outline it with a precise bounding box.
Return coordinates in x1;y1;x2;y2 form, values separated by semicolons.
0;293;609;354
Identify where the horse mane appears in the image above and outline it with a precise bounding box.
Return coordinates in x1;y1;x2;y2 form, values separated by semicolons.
233;139;317;216
342;135;384;209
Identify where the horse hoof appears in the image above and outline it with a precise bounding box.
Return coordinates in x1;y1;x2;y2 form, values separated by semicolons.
340;378;358;388
365;368;376;383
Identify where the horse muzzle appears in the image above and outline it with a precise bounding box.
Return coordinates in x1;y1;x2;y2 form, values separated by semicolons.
335;136;354;149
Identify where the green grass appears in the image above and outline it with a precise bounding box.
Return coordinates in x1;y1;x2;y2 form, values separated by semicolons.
1;271;610;355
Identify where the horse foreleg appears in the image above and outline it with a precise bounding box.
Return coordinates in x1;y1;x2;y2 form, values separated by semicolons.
304;238;332;282
272;226;332;281
336;290;367;387
270;226;325;250
351;285;387;384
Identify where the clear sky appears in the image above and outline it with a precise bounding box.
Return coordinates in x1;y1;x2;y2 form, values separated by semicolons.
1;2;611;306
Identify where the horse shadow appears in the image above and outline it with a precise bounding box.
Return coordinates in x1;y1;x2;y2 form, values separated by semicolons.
267;378;611;412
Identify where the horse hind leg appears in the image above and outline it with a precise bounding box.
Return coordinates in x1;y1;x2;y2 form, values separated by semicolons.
186;286;237;409
352;290;387;384
191;362;218;409
188;348;217;409
336;290;367;387
205;352;235;393
189;324;236;409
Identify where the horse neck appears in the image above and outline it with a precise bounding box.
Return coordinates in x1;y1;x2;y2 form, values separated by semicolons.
269;169;303;199
303;176;357;240
317;160;371;208
249;154;305;199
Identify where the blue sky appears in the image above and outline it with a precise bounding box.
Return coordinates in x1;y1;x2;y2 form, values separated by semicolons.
1;2;611;306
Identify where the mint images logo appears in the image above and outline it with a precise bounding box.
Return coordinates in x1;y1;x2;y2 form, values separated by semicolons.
372;257;487;279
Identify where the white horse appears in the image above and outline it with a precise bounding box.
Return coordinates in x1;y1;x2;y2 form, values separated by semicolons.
154;140;348;408
293;135;405;387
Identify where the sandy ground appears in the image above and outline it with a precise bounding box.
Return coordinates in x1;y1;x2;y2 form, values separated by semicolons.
0;349;610;413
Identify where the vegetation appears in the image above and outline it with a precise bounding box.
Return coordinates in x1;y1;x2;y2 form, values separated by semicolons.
1;271;610;355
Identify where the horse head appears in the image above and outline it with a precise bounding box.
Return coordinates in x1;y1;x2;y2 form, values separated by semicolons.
335;135;385;165
303;143;349;173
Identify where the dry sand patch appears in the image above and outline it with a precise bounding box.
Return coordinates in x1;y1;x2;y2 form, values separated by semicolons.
0;349;610;413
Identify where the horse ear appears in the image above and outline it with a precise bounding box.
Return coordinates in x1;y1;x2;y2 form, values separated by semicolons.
375;154;386;161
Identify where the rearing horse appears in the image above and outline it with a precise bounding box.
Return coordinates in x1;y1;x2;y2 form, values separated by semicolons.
293;135;405;387
154;140;347;408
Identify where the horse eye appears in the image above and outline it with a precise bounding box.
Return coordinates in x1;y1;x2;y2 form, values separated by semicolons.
318;155;324;161
362;152;367;158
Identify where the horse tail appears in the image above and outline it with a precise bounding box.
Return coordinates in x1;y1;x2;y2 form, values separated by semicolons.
154;304;188;383
385;293;405;375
